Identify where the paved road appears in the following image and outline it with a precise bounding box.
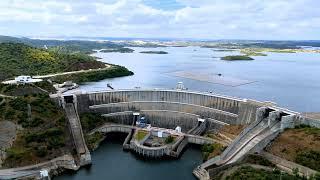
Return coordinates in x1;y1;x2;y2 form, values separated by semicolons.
0;94;15;99
0;155;77;179
33;65;111;79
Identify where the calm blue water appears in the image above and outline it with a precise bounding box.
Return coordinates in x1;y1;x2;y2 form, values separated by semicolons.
80;46;320;112
56;136;202;180
58;46;320;180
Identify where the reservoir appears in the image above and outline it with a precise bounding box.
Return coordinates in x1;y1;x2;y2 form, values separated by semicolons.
56;134;202;180
56;46;320;179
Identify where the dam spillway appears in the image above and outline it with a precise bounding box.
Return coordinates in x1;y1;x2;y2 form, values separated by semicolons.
71;89;265;132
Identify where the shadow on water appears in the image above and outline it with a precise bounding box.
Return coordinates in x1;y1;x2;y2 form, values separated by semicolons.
54;132;203;180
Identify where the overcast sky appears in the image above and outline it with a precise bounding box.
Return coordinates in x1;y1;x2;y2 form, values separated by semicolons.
0;0;319;40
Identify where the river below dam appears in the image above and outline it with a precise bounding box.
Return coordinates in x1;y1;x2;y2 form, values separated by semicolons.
56;133;202;180
56;46;320;179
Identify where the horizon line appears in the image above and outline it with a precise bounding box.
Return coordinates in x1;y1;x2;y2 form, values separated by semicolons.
1;34;320;42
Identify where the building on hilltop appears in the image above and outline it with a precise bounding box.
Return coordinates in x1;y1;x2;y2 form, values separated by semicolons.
2;75;43;84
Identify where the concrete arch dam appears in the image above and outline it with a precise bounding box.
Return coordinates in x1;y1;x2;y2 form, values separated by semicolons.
73;89;264;131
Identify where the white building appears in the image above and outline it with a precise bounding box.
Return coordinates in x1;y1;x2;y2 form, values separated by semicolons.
2;75;42;84
175;126;182;133
39;169;49;179
176;82;187;90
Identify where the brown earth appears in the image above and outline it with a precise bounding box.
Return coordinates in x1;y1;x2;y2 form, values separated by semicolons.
206;125;247;146
266;127;320;162
220;124;247;136
303;112;320;120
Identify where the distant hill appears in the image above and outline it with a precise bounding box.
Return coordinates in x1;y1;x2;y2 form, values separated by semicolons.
0;35;124;54
2;35;320;52
0;35;23;43
0;43;107;81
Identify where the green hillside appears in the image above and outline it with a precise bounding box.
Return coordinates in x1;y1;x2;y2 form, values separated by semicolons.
0;43;107;81
0;35;125;54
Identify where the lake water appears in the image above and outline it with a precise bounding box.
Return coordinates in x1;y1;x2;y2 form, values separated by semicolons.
56;134;202;180
78;46;320;112
57;46;320;179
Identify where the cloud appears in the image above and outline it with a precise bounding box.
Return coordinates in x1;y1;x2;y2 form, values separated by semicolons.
0;0;319;39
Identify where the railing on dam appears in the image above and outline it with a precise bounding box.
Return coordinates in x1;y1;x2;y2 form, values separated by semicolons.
85;89;243;114
86;89;245;102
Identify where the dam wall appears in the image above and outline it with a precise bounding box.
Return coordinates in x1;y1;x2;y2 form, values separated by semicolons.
295;116;320;128
80;90;242;114
90;101;238;124
73;90;264;131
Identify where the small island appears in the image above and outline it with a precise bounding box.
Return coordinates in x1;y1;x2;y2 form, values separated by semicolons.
221;55;254;61
140;51;168;54
100;47;134;53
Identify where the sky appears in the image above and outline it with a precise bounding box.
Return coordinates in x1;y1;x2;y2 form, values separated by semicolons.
0;0;319;40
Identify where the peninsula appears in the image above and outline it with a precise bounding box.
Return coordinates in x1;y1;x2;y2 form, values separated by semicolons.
100;47;134;53
0;43;133;83
140;51;168;54
221;55;254;61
